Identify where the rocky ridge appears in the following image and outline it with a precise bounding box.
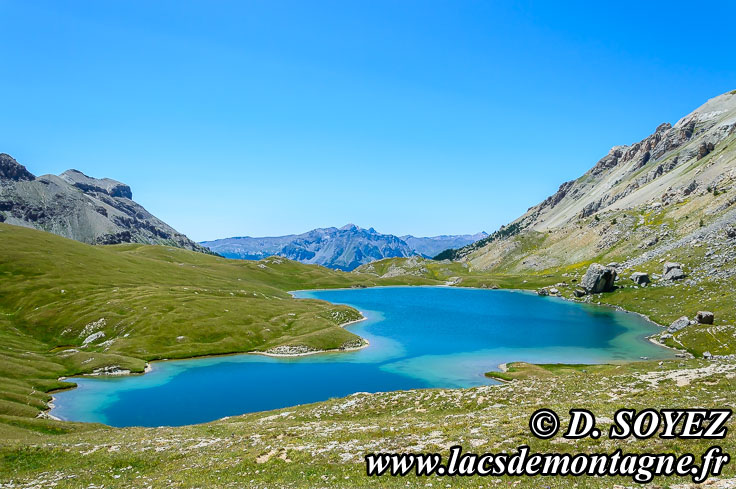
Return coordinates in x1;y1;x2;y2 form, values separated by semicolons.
443;91;736;284
0;154;208;252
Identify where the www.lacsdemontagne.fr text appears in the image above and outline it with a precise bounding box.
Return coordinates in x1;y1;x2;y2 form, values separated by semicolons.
365;408;732;483
365;445;729;483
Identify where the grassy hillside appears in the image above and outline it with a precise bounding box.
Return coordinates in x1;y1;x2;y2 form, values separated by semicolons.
0;223;437;429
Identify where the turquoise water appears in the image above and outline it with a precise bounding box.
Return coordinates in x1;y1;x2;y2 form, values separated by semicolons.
51;286;670;427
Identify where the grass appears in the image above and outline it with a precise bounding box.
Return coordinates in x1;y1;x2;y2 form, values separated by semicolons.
485;362;593;381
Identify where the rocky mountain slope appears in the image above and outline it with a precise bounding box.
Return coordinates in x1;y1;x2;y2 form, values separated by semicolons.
202;225;486;270
442;90;736;279
0;154;208;252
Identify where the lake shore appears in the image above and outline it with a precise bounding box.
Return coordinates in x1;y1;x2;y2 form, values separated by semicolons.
254;313;370;357
46;310;372;421
47;284;678;423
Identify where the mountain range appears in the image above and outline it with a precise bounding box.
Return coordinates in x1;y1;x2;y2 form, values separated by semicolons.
201;227;487;271
0;154;208;253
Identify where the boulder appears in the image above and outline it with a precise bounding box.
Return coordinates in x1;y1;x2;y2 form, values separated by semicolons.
549;287;559;295
580;263;617;294
698;142;715;159
695;311;714;325
537;288;549;296
630;272;650;285
668;316;690;333
573;289;586;298
662;262;686;281
607;262;620;268
703;351;713;359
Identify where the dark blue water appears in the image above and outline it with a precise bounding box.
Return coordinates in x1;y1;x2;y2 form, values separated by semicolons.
51;287;670;427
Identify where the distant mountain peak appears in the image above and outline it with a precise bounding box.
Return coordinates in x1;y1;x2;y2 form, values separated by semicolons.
339;223;359;231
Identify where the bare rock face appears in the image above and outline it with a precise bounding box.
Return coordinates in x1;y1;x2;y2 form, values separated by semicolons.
663;262;686;281
695;311;714;325
630;272;650;285
0;154;210;254
60;169;133;199
698;142;715;159
0;154;35;181
668;316;690;332
580;263;617;294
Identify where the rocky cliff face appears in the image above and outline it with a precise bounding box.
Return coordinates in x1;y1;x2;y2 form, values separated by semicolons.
444;90;736;281
0;154;209;253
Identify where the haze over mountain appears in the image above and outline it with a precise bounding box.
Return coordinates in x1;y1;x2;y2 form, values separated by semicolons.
0;154;208;253
400;232;487;258
437;90;736;281
201;226;486;270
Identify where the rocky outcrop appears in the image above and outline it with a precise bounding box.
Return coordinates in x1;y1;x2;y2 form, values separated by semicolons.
0;154;35;181
663;262;686;281
630;272;650;285
668;316;691;333
539;180;576;210
60;169;132;199
0;155;209;253
580;263;617;294
698;142;715;159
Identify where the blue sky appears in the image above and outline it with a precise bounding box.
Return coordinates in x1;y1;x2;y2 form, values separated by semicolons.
1;1;734;241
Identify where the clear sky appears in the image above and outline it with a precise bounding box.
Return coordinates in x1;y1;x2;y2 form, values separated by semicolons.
1;1;734;241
